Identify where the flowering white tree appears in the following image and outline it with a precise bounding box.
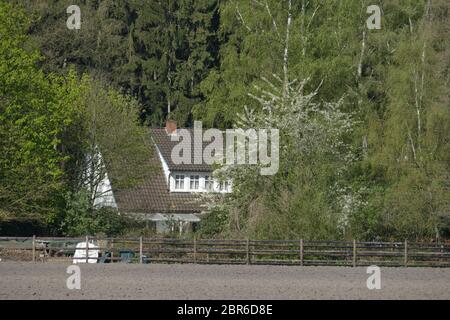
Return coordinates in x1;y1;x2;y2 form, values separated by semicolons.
238;75;353;159
198;73;357;239
196;0;362;238
198;0;357;239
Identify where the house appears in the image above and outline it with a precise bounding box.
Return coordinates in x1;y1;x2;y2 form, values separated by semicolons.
109;121;231;234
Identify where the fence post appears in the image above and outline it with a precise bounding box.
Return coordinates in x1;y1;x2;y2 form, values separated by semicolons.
352;239;357;267
85;235;89;264
300;239;304;266
246;238;250;265
139;236;143;264
193;236;197;264
32;235;36;263
111;239;114;264
404;239;408;267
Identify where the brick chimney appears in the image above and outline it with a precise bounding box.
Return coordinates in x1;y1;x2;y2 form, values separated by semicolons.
165;120;177;135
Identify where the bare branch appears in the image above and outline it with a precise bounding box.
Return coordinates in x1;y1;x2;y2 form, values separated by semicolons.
306;4;320;31
283;0;292;98
235;3;252;32
264;0;281;38
357;31;366;79
407;128;417;163
251;0;264;7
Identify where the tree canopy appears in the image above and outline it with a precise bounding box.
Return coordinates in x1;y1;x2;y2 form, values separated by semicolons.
1;0;449;240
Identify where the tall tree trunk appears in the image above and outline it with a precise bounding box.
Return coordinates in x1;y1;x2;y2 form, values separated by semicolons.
283;0;292;99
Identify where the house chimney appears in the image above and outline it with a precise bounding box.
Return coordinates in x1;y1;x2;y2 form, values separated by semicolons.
165;120;177;135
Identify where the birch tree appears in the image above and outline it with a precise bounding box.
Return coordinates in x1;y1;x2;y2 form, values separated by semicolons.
363;0;450;241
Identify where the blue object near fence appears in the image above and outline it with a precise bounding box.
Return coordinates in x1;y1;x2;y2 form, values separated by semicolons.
119;250;135;263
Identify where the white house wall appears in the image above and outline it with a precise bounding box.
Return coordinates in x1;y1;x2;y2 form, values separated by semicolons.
90;152;118;209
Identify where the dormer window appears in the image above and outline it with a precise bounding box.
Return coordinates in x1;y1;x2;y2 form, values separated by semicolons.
190;175;200;190
175;174;185;190
170;172;231;193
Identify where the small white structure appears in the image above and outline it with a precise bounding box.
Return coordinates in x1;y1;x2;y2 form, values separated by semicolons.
73;241;99;264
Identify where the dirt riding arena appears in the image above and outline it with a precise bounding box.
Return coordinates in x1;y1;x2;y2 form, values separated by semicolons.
0;262;449;300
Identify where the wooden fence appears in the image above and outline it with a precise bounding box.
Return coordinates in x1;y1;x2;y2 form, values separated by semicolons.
0;237;449;267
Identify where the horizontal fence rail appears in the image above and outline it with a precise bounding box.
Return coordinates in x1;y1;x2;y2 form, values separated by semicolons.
0;237;449;267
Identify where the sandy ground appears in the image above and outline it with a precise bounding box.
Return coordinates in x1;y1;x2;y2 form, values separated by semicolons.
0;262;449;300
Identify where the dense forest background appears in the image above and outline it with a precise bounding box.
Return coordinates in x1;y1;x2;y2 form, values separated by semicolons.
0;0;449;241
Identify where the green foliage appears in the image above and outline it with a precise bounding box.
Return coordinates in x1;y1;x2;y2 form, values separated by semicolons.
361;0;450;240
193;0;366;128
20;0;220;127
61;190;140;237
204;75;354;240
198;0;450;241
0;1;74;222
0;2;155;235
197;206;229;238
1;0;449;241
63;74;155;198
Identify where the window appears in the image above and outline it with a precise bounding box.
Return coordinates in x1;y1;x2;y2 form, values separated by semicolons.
205;176;213;191
175;175;185;190
219;180;229;192
190;175;200;190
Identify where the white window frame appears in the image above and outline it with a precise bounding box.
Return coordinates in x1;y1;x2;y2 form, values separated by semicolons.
169;172;232;193
190;175;200;190
174;174;185;190
219;180;229;192
204;175;214;191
